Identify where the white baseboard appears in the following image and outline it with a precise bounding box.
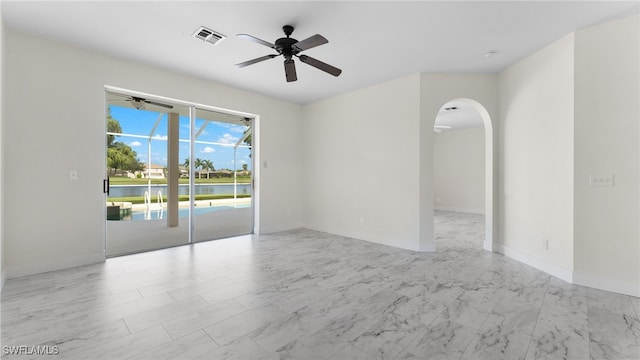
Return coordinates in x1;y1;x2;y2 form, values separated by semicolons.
6;251;105;279
495;244;573;283
573;270;639;298
434;206;485;215
257;222;304;235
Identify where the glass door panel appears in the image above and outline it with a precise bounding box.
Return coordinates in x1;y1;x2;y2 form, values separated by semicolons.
191;107;253;242
105;91;191;256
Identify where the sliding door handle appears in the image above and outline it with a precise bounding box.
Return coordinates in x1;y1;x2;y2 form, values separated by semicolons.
103;178;110;196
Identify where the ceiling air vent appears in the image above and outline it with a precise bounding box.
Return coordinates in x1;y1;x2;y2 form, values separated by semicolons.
193;26;226;45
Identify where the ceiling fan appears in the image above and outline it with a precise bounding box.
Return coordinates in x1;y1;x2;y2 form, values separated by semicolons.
235;25;342;82
113;96;174;110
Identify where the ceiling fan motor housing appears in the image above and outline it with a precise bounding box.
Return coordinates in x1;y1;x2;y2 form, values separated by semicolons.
275;37;298;59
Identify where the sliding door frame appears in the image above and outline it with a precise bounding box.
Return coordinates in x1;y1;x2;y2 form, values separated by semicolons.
104;85;259;253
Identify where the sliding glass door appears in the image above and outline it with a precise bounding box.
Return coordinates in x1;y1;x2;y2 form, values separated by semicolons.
191;107;253;242
105;92;191;256
105;90;253;256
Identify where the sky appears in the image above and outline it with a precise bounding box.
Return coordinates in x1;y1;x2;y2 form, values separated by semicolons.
109;105;252;170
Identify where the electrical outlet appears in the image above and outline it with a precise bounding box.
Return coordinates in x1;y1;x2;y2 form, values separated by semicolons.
544;239;549;251
589;174;614;187
69;170;78;180
360;217;365;225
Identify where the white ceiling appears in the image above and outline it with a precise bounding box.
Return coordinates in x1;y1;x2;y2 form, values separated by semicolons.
2;1;638;105
434;100;484;131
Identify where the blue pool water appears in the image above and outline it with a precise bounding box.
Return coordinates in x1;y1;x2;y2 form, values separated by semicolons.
129;205;249;221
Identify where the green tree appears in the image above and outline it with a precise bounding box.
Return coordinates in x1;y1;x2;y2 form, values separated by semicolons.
107;147;127;175
109;142;143;173
107;108;122;148
106;111;144;175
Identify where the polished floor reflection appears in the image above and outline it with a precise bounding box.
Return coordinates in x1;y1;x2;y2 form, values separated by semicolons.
2;211;639;359
106;201;252;257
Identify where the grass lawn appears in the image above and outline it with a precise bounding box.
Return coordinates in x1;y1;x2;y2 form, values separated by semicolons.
109;176;251;185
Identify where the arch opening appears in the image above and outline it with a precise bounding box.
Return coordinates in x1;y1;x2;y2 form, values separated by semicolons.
433;98;494;252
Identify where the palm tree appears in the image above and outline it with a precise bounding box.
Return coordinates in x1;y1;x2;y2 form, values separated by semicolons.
202;160;215;179
194;158;204;179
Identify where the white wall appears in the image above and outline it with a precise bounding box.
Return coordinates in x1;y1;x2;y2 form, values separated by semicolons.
573;15;640;296
433;127;485;214
496;15;640;296
3;29;303;278
302;74;422;250
419;74;498;252
498;34;575;280
0;6;5;291
302;73;497;253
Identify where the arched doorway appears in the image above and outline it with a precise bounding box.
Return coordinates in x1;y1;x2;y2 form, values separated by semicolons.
433;98;494;251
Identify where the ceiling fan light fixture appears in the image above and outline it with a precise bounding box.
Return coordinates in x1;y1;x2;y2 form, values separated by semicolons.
131;100;145;110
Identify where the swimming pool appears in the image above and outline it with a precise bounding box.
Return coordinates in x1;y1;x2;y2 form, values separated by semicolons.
129;205;249;221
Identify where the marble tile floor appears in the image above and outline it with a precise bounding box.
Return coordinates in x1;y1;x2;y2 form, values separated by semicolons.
1;211;639;359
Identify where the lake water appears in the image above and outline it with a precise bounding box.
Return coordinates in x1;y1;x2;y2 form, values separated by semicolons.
110;184;251;197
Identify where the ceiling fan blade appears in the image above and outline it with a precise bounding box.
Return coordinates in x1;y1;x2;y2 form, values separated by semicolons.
144;100;174;109
237;34;275;49
284;59;297;82
235;54;278;68
292;34;328;52
298;55;342;77
129;96;173;109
